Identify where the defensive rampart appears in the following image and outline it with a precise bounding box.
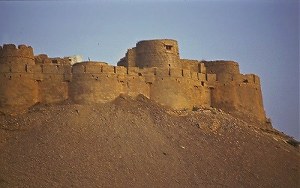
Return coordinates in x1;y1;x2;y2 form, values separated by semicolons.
0;45;37;114
118;39;180;68
0;44;35;65
0;40;267;123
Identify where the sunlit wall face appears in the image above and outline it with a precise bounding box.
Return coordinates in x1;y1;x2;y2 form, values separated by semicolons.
0;0;298;139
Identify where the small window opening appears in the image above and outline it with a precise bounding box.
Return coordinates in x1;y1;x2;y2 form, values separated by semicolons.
201;81;205;86
52;60;58;64
165;45;173;50
243;79;249;83
138;73;142;76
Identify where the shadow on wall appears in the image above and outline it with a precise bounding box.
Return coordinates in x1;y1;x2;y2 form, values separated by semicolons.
0;40;267;125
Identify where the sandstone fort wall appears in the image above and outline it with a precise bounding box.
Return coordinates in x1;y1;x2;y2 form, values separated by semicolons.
0;44;35;65
0;45;37;114
0;40;266;122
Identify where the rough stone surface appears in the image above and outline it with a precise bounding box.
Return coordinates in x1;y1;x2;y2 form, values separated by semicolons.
0;96;298;187
0;39;267;127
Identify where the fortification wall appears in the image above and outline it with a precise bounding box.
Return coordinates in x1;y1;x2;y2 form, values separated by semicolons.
34;64;71;104
0;44;35;65
0;41;267;123
0;44;38;114
0;63;38;114
69;62;212;110
127;48;137;67
135;39;180;68
235;74;265;120
210;73;265;120
117;48;137;67
69;64;210;110
70;62;126;104
211;83;239;111
117;57;127;67
123;67;150;97
236;82;265;121
35;54;52;64
181;59;199;72
203;61;240;82
150;68;211;110
70;63;166;104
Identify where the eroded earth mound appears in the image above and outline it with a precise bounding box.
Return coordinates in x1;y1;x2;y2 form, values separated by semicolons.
0;95;299;187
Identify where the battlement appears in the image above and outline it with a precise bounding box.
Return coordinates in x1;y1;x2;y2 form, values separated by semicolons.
0;39;267;124
70;61;215;83
203;60;240;75
118;39;180;69
136;39;179;55
0;44;35;65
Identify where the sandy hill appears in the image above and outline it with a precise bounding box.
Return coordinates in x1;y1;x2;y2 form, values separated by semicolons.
0;95;299;187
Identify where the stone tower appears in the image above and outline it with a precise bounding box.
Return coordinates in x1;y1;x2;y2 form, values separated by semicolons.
0;40;267;126
0;44;38;114
118;39;181;68
135;39;180;68
0;44;35;65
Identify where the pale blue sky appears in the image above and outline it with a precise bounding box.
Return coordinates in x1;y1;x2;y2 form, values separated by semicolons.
0;0;299;139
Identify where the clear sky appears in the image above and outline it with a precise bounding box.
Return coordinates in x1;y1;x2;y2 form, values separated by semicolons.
0;0;299;139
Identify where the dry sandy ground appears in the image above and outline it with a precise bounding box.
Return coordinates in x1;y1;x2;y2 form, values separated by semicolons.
0;95;299;187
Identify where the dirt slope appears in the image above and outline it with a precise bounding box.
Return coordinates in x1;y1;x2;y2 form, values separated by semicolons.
0;95;299;188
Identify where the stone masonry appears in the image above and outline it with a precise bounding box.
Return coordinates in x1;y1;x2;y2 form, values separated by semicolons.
0;39;266;122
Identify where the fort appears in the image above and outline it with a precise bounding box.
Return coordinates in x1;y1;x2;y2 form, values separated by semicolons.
0;39;266;123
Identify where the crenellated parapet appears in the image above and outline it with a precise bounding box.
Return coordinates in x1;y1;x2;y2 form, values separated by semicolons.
0;44;35;65
0;39;268;125
0;44;38;114
118;39;180;69
203;60;240;82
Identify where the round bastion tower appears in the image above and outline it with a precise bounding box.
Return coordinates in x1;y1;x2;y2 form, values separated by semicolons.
0;44;38;114
0;44;35;65
135;39;181;68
